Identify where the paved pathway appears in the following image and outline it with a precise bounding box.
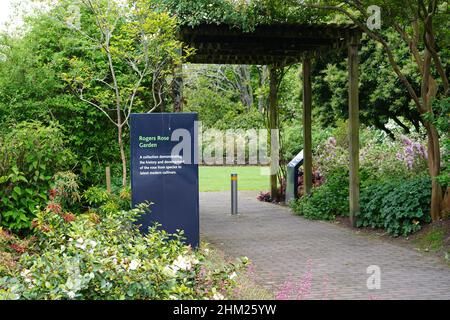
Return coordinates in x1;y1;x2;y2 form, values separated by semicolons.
200;191;450;300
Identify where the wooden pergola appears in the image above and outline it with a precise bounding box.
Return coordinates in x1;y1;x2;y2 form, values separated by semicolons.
177;22;362;226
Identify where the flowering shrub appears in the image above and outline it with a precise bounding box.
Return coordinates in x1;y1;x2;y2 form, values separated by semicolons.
315;136;349;177
395;136;428;171
316;132;428;185
0;203;247;300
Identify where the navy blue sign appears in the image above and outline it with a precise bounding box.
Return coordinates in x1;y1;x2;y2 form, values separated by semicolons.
130;113;199;248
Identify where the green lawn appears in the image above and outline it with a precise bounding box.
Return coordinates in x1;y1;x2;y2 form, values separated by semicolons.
199;166;269;192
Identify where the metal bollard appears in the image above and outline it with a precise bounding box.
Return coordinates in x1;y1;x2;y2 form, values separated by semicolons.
231;173;238;215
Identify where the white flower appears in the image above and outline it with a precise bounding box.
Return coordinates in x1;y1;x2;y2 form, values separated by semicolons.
212;293;224;300
173;255;191;271
89;240;97;248
20;269;31;278
229;272;237;280
75;242;86;250
128;259;140;271
67;291;76;299
75;238;86;250
60;245;66;252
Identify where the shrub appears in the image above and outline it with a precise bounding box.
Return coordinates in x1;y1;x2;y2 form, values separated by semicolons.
358;177;432;236
0;121;75;232
290;168;348;220
51;171;81;212
83;186;131;213
0;203;247;300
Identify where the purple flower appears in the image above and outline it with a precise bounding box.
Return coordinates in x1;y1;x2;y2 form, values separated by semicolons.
405;145;413;155
401;136;412;146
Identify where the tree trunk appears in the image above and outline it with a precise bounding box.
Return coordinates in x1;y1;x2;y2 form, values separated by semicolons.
235;65;253;108
118;124;127;188
421;39;443;221
424;121;443;221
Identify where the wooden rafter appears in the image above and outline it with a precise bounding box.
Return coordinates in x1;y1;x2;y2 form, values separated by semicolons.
179;23;361;66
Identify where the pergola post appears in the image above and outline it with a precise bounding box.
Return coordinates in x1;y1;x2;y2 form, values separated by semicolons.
348;36;360;227
269;66;279;201
302;57;312;196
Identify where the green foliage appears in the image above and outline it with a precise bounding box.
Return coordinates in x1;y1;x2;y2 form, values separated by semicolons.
281;123;303;162
185;78;264;130
82;187;111;207
0;6;119;187
290;168;349;220
0;122;75;232
160;0;325;31
0;203;247;300
312;32;424;135
0;0;191;188
83;186;131;214
215;107;264;131
358;177;432;236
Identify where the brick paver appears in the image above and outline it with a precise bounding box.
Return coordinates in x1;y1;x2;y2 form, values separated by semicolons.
200;191;450;300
